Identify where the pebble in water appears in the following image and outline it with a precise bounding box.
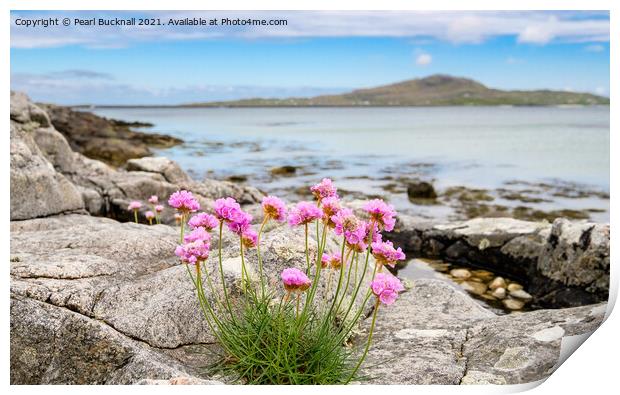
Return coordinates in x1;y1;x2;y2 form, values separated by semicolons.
491;287;507;299
502;298;525;310
509;289;533;300
450;268;472;279
428;262;451;272
471;269;495;282
480;292;498;301
489;276;507;290
461;280;488;296
507;283;523;292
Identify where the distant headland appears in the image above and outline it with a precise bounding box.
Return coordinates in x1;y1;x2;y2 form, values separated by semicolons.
73;75;610;108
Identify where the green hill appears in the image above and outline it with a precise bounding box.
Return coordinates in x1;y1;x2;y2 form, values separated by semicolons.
187;75;609;107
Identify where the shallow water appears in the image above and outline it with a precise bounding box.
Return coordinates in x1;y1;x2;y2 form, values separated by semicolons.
90;106;610;222
398;259;527;315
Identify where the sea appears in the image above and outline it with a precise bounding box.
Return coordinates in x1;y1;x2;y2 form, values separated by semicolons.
90;106;610;222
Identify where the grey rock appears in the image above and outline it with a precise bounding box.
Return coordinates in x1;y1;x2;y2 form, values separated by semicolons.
435;218;549;249
361;279;605;385
10;91;51;127
500;234;547;261
10;295;217;384
461;303;605;384
407;181;437;199
10;121;84;220
537;219;609;293
361;280;494;384
461;371;507;385
445;240;470;260
10;213;372;384
126;157;191;184
10;92;263;222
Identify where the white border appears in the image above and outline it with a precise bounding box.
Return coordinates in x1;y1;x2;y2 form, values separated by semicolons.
3;1;616;395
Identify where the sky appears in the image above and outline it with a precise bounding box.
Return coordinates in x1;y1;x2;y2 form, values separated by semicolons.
10;10;610;105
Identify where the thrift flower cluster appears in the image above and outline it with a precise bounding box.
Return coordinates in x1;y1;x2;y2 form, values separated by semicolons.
128;201;142;210
175;228;211;264
169;190;201;213
371;240;406;268
321;253;342;269
127;196;166;224
281;268;311;292
171;179;407;384
188;212;219;231
288;201;322;226
262;195;287;222
370;273;405;305
310;178;339;201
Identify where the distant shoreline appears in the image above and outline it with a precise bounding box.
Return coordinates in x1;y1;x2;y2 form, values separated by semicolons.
74;104;610;109
68;74;609;108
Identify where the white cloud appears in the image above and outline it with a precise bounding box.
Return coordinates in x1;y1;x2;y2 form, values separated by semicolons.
10;11;609;49
506;57;524;65
416;53;432;66
585;44;605;52
517;16;557;44
595;86;607;95
10;70;350;105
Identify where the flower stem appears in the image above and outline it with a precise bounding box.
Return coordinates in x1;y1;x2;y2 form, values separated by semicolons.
179;213;186;243
256;216;268;297
338;219;376;329
217;221;234;319
346;298;380;384
324;268;334;302
239;236;248;293
133;210;138;224
323;235;347;322
304;223;310;274
190;262;229;351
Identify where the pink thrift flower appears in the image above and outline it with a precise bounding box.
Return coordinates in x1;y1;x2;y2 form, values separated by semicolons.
321;253;342;269
348;222;371;253
332;208;357;234
332;208;367;247
364;199;396;232
310;178;338;201
262;195;287;222
128;201;142;210
321;196;341;228
288;201;322;227
184;227;212;244
241;229;258;249
370;273;404;305
281;268;311;292
148;195;158;204
155;204;164;213
213;197;241;222
188;212;219;231
145;211;155;220
168;190;200;213
227;210;253;235
175;240;210;264
371;240;406;268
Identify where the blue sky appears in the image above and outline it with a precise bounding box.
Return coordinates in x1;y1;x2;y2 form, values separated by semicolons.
10;10;610;105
